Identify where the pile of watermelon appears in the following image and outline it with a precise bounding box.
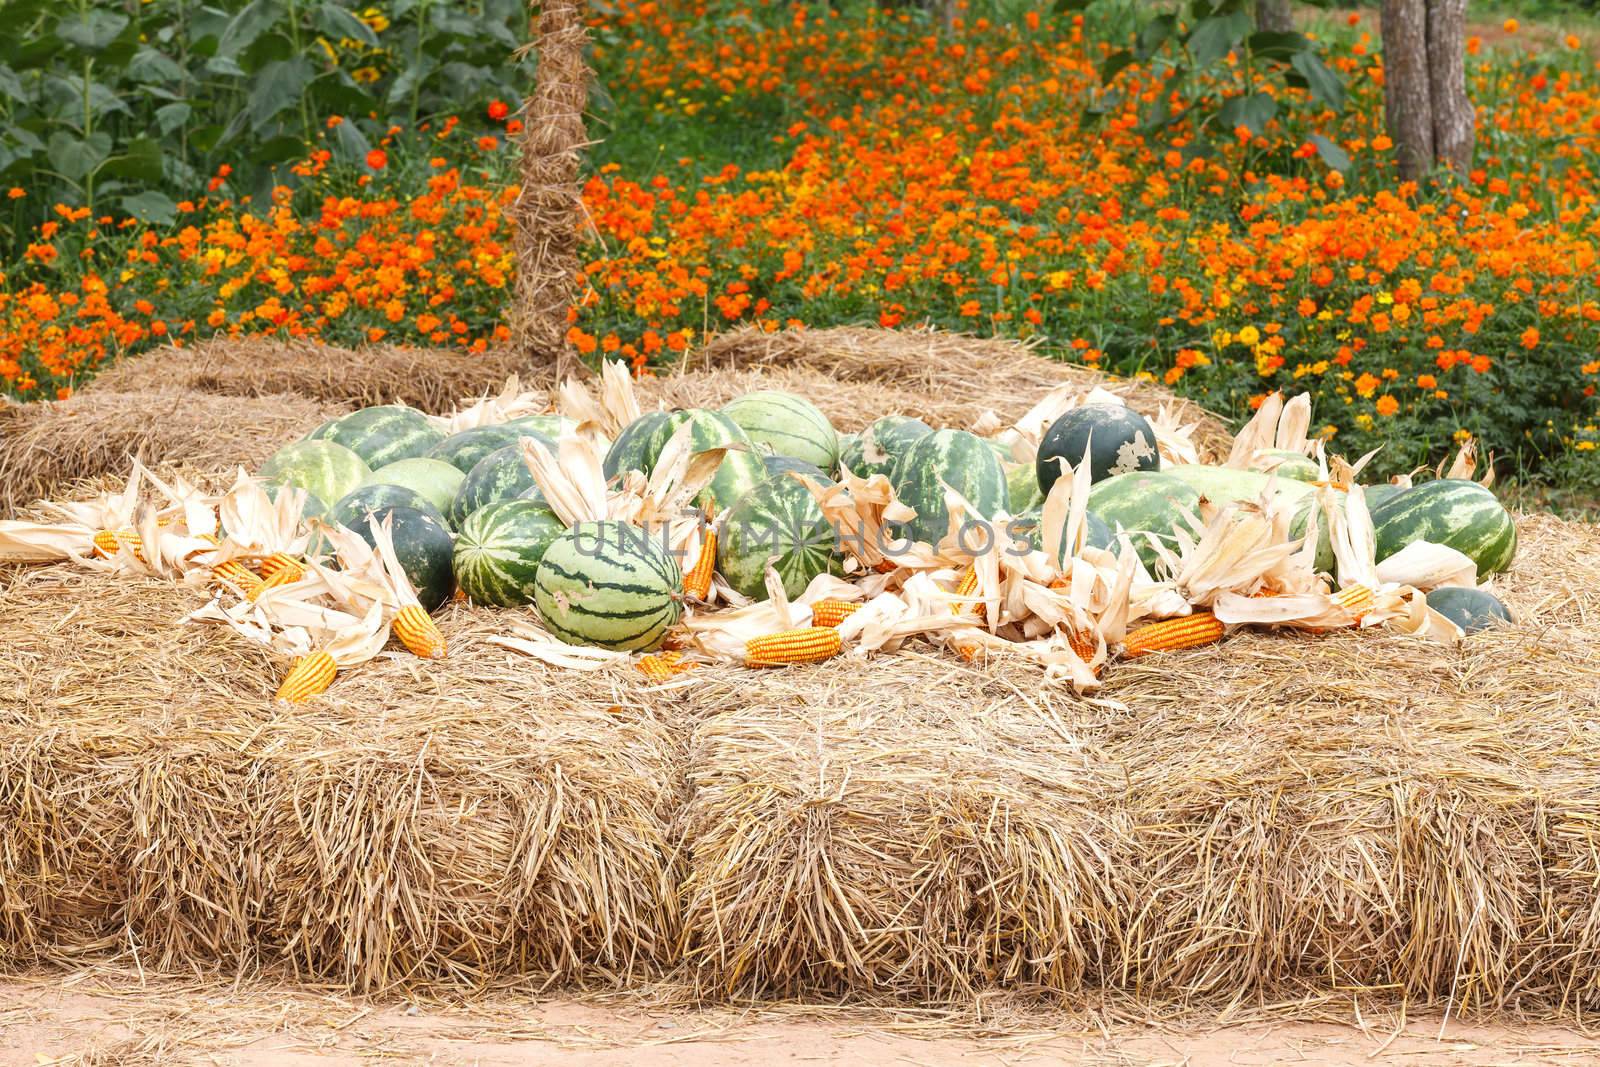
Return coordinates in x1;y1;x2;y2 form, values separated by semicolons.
255;389;1521;655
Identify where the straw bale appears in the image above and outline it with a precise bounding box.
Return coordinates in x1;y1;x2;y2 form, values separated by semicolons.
86;337;525;414
0;567;682;993
0;390;342;518
692;326;1234;459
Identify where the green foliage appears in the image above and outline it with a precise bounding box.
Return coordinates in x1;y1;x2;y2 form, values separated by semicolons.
0;0;532;254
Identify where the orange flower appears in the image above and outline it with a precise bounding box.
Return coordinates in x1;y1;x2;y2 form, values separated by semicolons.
487;100;510;120
1417;374;1437;389
1520;326;1540;349
366;149;387;170
1375;396;1399;417
1502;18;1518;33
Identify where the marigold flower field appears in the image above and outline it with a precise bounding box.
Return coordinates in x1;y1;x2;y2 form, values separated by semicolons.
3;0;1600;485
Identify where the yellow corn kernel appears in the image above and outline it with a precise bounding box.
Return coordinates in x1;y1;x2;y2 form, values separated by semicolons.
1123;612;1225;658
1066;626;1098;665
683;527;717;600
275;651;337;703
393;604;447;659
745;626;843;667
258;552;305;583
92;529;144;562
637;650;694;683
810;599;860;628
1337;583;1374;621
212;558;266;596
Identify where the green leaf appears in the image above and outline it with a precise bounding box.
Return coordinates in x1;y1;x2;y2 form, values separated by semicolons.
1309;132;1351;172
218;0;279;57
1053;0;1091;10
385;56;435;106
1217;91;1276;134
247;57;312;129
1291;50;1345;111
155;102;193;135
1136;14;1177;60
126;46;186;83
1099;49;1134;84
250;133;306;164
205;54;248;77
331;116;372;165
315;3;380;46
102;136;163;183
1186;10;1251;67
121;190;177;225
46;129;111;180
1246;31;1308;60
0;65;26;101
55;10;128;52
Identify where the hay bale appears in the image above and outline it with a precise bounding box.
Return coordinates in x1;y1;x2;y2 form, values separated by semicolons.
0;567;682;993
692;326;1234;459
87;337;526;414
0;390;343;518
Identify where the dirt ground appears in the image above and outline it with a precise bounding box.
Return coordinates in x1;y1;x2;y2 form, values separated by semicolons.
5;970;1600;1066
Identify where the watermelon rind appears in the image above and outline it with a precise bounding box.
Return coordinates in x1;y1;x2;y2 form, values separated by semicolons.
722;391;840;469
328;484;448;532
352;505;457;612
534;520;683;651
718;474;842;599
763;454;832;484
1086;471;1202;573
504;414;582;441
890;429;1009;546
641;409;768;511
363;457;466;520
428;426;524;474
1364;482;1407;511
314;405;445;468
839;415;933;479
1425;585;1513;634
258;440;371;510
453;500;567;607
1004;458;1044;512
1369;478;1517;576
450;443;550;528
1036;404;1160;495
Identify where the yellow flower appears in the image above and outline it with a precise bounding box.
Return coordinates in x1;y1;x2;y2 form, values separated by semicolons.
353;66;381;83
1237;324;1260;346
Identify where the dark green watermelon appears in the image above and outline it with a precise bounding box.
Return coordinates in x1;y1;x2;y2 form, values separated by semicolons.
314;405;445;468
890;429;1009;546
450;444;547;528
763;454;832;485
1037;403;1160;495
604;411;672;481
329;484;448;532
1370;479;1517;576
1426;585;1513;634
352;505;456;611
453;499;567;607
839;415;933;479
428;426;525;474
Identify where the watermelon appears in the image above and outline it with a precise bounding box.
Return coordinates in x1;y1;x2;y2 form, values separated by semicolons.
328;483;448;532
642;409;767;511
1162;465;1335;573
839;415;933;479
534;520;683;651
1426;585;1513;634
271;484;329;521
722;391;840;469
718;474;842;599
504;414;580;441
833;433;858;473
450;444;547;528
1369;479;1517;576
1365;482;1407;511
1037;404;1160;495
258;440;370;511
763;454;831;484
314;405;445;468
604;411;672;481
453;500;566;607
890;429;1009;546
1009;508;1113;564
351;505;456;612
1086;471;1202;573
428;426;524;474
1251;448;1319;482
1004;460;1044;512
363;457;466;519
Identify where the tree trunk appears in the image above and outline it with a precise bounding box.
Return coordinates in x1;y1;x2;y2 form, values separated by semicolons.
1426;0;1473;175
1255;0;1293;34
1380;0;1435;182
511;0;591;379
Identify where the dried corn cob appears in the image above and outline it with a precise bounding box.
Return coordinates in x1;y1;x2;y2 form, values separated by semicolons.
275;651;337;703
810;599;860;628
1122;612;1225;658
393;604;447;659
951;565;988;622
1066;627;1098;664
92;529;144;562
746;626;844;667
258;552;305;583
1337;583;1374;621
637;651;694;683
683;528;717;600
249;568;297;601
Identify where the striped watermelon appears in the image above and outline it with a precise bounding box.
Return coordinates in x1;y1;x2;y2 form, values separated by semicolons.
453;500;566;607
329;484;448;532
534;520;683;651
839;415;933;479
313;405;445;468
428;426;524;474
1364;482;1407;511
1426;585;1513;634
604;411;672;481
1037;403;1160;495
504;414;581;441
643;409;767;511
763;454;831;484
352;505;456;612
1145;465;1336;572
450;444;547;528
363;458;466;519
1251;448;1319;482
258;440;370;511
1009;508;1113;564
1086;471;1202;572
722;391;840;469
718;474;842;599
890;429;1009;546
1370;479;1517;576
